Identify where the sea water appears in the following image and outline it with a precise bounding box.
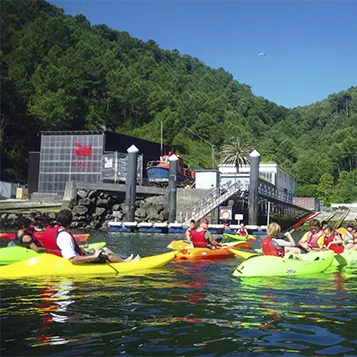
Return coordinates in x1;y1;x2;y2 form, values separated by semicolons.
1;232;357;356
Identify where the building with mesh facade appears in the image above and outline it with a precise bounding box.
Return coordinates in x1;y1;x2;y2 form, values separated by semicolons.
37;131;177;194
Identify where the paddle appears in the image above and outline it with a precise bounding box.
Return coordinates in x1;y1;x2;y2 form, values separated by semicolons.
167;240;192;250
223;241;253;250
229;248;258;260
288;212;317;234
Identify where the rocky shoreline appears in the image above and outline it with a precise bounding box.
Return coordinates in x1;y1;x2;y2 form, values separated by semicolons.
0;189;168;230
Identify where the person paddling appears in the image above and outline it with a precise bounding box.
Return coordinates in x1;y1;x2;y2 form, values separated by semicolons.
236;223;248;237
40;209;140;264
345;227;357;250
9;217;45;253
261;222;300;257
184;219;196;243
187;218;222;249
298;219;325;252
322;225;344;254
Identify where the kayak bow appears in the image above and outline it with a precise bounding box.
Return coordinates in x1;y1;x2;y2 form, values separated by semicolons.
233;250;334;277
0;251;175;278
0;242;106;265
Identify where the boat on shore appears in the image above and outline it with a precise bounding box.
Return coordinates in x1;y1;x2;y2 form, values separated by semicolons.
146;153;195;186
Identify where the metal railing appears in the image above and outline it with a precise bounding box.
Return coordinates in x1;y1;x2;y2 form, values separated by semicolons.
183;180;243;224
258;180;293;204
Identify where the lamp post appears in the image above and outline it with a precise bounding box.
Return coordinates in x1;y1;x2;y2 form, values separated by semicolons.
184;126;215;168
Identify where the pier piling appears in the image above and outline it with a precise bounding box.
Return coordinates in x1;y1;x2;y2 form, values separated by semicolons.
125;145;139;222
168;154;178;223
248;150;260;226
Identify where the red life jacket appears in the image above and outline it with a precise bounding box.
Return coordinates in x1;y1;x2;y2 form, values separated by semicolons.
238;229;247;237
190;230;208;248
41;225;84;257
324;232;345;254
261;237;285;257
307;229;324;247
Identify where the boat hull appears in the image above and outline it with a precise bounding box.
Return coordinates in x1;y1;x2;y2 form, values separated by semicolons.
224;233;256;242
0;242;106;265
175;242;249;261
233;251;334;277
146;167;194;184
0;251;176;278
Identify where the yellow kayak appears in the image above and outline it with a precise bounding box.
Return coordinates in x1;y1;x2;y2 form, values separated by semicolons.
230;248;258;260
0;251;175;279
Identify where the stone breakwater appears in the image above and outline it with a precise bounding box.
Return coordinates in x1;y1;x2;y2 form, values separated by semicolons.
0;189;168;230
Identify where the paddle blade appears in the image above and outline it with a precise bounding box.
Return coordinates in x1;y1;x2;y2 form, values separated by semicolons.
230;248;258;260
336;227;349;236
167;240;191;250
235;241;253;250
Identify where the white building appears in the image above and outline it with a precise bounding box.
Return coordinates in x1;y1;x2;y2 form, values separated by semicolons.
218;162;296;197
194;170;220;189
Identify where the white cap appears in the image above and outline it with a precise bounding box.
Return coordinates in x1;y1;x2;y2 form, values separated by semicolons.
250;150;260;157
127;145;139;153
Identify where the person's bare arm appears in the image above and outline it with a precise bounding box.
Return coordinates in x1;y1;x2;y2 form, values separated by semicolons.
184;230;192;242
22;235;46;253
69;248;102;265
208;236;221;248
284;232;296;246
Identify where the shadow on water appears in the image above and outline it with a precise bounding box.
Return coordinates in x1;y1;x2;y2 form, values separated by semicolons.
1;232;357;356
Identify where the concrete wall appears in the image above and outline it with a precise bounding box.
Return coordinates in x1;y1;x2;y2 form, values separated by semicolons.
176;188;210;222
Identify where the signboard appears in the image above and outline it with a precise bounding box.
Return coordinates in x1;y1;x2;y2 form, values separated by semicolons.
235;214;244;221
219;206;232;221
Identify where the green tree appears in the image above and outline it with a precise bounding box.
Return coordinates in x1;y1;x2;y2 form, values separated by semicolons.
317;173;334;206
220;137;253;172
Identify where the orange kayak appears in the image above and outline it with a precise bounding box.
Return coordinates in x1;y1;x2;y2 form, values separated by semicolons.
175;242;252;261
0;232;90;243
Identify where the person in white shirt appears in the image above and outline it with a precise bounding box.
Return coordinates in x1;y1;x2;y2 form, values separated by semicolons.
43;209;140;264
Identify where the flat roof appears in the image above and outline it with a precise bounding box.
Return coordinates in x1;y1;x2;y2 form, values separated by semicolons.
41;130;103;135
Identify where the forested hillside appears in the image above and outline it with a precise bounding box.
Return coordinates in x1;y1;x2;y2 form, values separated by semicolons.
1;0;356;204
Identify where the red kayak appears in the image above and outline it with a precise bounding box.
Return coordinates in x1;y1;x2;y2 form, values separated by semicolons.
0;232;90;243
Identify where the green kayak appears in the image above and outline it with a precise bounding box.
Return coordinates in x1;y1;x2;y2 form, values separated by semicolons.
224;233;256;242
331;250;357;267
0;242;107;265
233;250;334;277
240;248;357;268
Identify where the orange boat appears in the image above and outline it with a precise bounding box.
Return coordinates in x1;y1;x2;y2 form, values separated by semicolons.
175;242;252;262
0;232;90;243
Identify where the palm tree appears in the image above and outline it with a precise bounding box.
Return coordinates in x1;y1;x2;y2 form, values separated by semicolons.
220;137;253;172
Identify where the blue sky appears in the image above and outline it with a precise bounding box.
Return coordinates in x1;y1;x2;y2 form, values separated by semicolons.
49;1;357;108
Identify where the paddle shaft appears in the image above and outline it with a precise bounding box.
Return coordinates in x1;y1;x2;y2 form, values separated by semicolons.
288;212;317;234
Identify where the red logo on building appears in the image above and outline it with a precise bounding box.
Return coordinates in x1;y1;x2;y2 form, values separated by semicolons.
74;143;92;157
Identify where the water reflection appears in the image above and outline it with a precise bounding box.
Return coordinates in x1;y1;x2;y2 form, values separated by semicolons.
1;232;357;356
